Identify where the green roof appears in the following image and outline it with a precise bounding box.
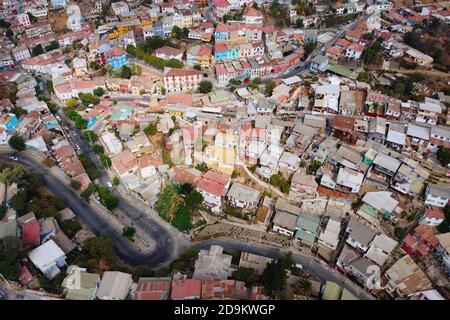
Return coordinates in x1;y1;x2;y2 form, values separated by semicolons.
322;281;342;300
0;220;18;239
360;203;379;218
109;105;133;121
295;229;316;246
65;288;96;300
296;213;320;233
80;273;100;289
209;90;229;104
326;64;353;78
340;288;359;300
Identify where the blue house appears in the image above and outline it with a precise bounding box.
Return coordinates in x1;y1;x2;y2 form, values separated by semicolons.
50;0;68;7
152;21;165;39
106;48;128;69
0;114;18;133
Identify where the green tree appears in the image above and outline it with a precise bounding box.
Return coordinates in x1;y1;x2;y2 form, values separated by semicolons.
80;183;96;201
144;123;157;136
193;64;202;71
198;80;213;94
0;167;26;185
70;180;81;190
8;135;25;151
437;146;450;167
0;237;24;280
83;131;98;143
264;80;276;96
295;18;304;28
122;226;136;240
121;65;132;79
59;220;82;238
261;260;287;296
78;93;100;106
93;87;105;96
165;59;183;68
32;44;44;56
66;98;78;109
232;267;260;286
132;265;155;281
92;144;104;154
293;277;312;296
10;189;28;214
99;154;112;168
85;234;116;263
304;41;317;58
45;40;59;52
112;176;120;186
185;189;203;211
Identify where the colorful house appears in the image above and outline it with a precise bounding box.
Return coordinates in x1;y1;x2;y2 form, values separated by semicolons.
0;113;18;133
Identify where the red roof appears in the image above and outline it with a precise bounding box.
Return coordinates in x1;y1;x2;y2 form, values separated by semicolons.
424;207;445;220
135;278;171;300
202;170;230;187
332;115;355;132
18;265;34;286
201;279;248;300
164;68;203;77
171;279;201;300
22;220;40;246
244;7;262;17
212;0;230;7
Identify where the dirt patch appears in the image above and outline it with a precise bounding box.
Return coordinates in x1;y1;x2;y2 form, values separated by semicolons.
48;11;69;33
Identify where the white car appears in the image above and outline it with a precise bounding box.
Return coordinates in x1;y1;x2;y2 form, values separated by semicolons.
107;182;113;188
8;156;18;161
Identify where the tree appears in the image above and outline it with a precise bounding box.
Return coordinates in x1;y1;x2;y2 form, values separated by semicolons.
295;18;304;28
293;277;312;296
92;144;104;154
0;167;26;185
45;40;59;52
264;80;276;96
198;80;213;94
304;41;317;58
0;237;24;280
93;87;105;97
185;189;203;211
74;117;88;129
121;66;132;79
70;180;81;190
100;154;112;168
437;146;450;167
144;123;157;136
132;265;155;281
403;31;420;47
261;260;287;296
42;156;54;168
232;267;260;286
165;59;183;68
59;220;81;238
279;252;295;270
66;98;78;109
6;28;13;38
193;64;201;71
85;234;116;263
160;87;166;95
112;176;120;186
27;12;38;23
10;107;27;118
83;131;98;143
80;183;96;201
8;135;25;151
78;93;100;106
122;226;136;240
32;44;44;57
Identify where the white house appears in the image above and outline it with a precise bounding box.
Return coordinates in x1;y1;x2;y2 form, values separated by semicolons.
28;240;66;280
226;182;260;210
346;217;376;253
424;184;450;208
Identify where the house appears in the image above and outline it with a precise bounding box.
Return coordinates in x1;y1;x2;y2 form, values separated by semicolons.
243;7;263;25
111;1;130;15
171;278;201;300
135;277;171;300
163;68;203;92
364;234;397;267
402;225;439;257
290;169;318;195
309;55;329;73
278;152;300;172
226;182;260;211
318;218;341;250
272;211;298;238
313;84;340;114
347;256;381;289
295;213;321;247
383;254;432;297
238;252;273;275
62;265;100;300
96;271;132;300
111;150;138;178
367;153;401;186
18;213;40;246
368;117;387;143
346;217;376;253
419;207;445;227
359;191;399;220
424;184;450;208
153;46;183;61
28;240;66;280
434;233;450;276
168;166;202;186
416;98;441;125
331;115;356;143
201;279;248;300
335;167;364;194
195;170;231;212
12;45;31;62
428;125;450;152
193;245;233;280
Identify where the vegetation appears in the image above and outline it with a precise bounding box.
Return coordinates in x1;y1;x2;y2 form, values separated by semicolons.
304;41;317;58
59;220;82;238
8;135;25;151
195;163;208;173
31;44;44;56
132;265;155;281
80;183;96;201
364;38;384;65
99;154;112;168
78;154;100;180
172;26;190;39
261;259;288;297
437;206;450;233
97;186;119;210
0;237;24;280
437;146;450;167
232;267;260;286
83;131;98;143
93;87;105;97
144;123;157;136
65;109;87;130
270;173;290;194
112;176;120;186
264;80;276;96
307;161;321;175
122;226;136;240
198;80;213;94
78;93;100;106
92;144;104;154
11;106;27;118
70;180;81;190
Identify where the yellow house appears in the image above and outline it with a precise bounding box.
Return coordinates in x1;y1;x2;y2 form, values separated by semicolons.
205;146;236;176
182;13;193;28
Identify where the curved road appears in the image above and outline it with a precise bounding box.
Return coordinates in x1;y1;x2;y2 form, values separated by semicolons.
0;151;374;299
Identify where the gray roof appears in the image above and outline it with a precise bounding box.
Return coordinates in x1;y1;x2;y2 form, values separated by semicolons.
407;124;430;140
347;217;376;247
373;153;401;172
275;198;301;215
273;211;298;230
350;257;378;276
97;272;132;300
226;182;260;204
428;184;450;199
311;54;328;65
